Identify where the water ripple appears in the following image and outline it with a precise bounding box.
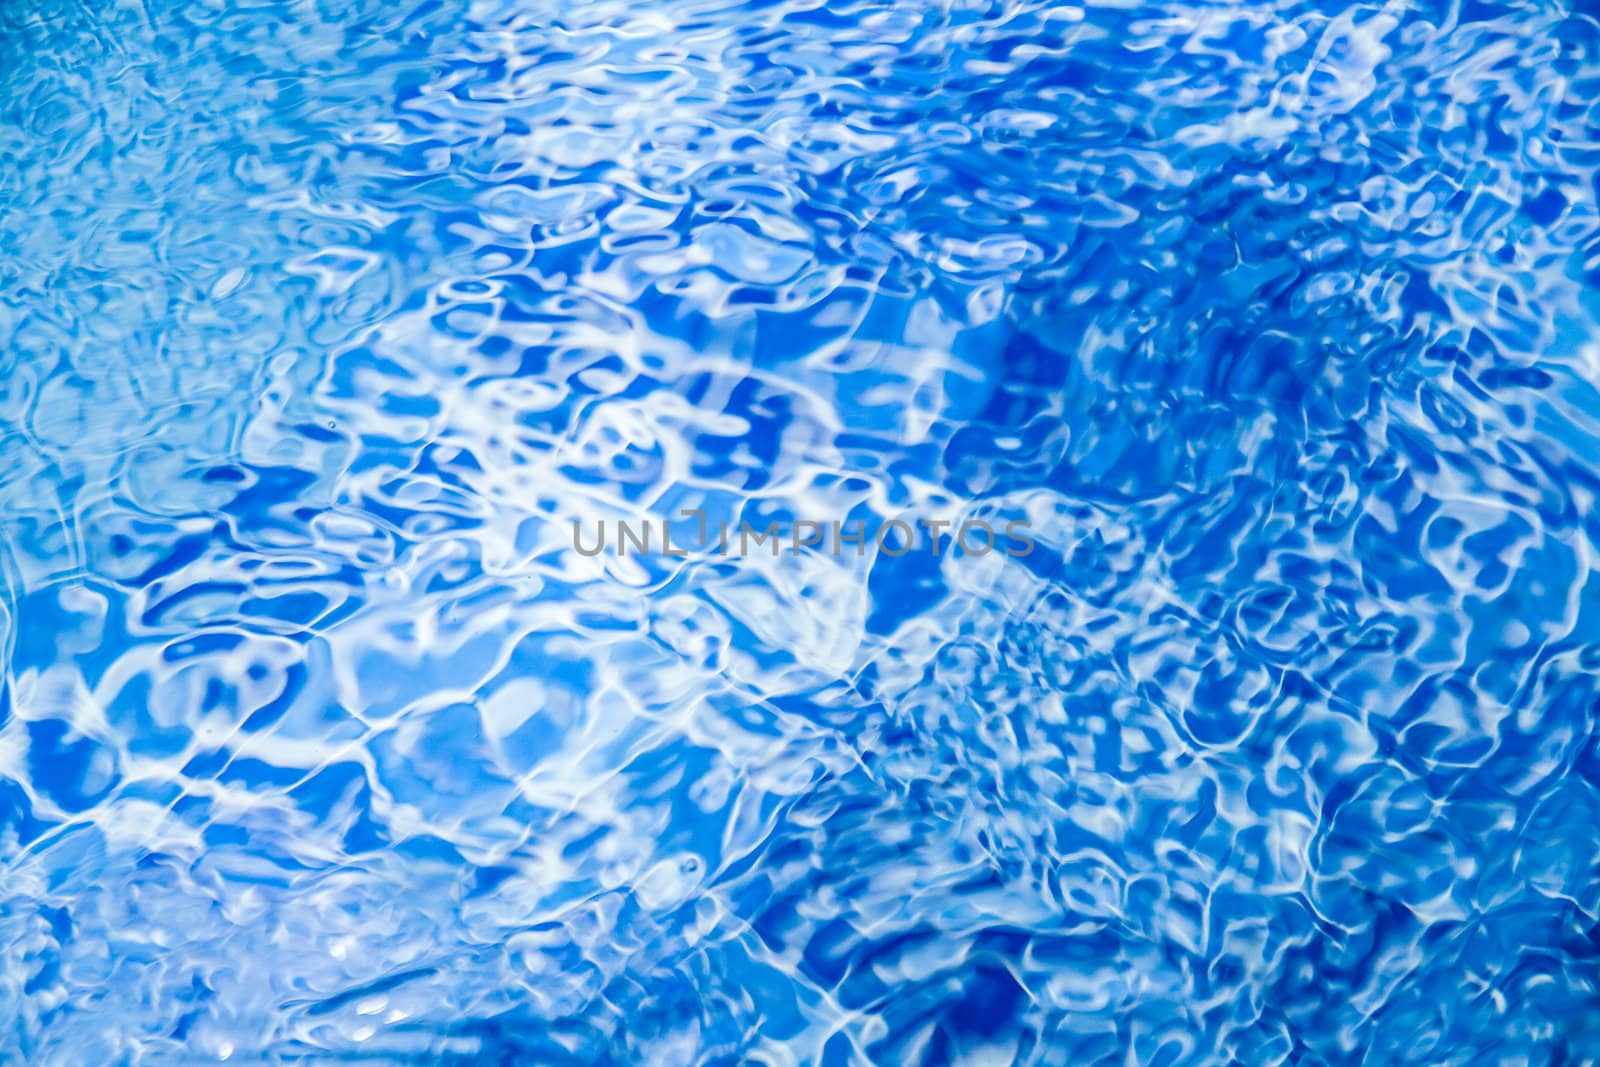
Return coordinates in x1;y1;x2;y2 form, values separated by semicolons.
3;0;1600;1063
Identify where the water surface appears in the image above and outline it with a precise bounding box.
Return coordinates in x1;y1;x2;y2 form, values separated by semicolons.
3;0;1600;1063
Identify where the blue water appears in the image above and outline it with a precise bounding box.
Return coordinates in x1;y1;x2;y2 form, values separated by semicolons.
4;0;1600;1063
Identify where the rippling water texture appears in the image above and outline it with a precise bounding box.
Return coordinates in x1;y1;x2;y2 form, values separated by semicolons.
5;0;1600;1063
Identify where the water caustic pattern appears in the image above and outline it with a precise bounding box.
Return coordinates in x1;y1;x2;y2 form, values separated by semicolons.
3;0;1600;1061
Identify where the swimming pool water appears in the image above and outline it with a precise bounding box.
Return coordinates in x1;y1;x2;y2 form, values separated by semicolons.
4;0;1600;1063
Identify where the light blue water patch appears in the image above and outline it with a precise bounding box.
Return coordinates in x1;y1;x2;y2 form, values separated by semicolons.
4;0;1600;1064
